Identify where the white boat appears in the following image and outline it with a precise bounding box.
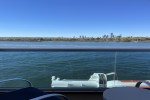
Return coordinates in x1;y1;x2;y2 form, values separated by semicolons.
51;72;150;88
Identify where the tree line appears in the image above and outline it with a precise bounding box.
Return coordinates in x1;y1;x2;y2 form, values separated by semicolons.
0;33;150;42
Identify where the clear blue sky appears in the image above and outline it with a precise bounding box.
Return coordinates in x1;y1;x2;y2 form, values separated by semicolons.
0;0;150;37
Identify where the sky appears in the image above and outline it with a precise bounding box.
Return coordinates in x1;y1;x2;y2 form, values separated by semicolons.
0;0;150;37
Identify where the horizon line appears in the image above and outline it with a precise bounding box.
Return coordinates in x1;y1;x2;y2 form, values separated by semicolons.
0;36;150;38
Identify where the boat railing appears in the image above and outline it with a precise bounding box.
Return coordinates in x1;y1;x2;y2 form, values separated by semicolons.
1;48;150;52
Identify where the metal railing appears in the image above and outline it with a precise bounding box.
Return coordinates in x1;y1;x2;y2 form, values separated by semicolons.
0;48;150;52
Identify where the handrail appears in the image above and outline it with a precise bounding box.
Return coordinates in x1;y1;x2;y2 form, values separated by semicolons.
0;78;32;87
1;48;150;52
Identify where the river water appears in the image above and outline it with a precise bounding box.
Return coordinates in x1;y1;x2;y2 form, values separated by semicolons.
0;41;150;87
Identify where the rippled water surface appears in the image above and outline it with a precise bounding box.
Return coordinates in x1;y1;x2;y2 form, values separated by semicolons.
0;41;150;87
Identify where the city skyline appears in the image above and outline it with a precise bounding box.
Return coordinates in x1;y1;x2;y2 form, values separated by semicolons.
0;0;150;37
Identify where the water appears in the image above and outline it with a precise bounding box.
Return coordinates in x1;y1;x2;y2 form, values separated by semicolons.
0;41;150;88
1;41;150;48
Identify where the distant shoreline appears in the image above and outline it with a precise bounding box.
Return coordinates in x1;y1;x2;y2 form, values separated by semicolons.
0;37;150;42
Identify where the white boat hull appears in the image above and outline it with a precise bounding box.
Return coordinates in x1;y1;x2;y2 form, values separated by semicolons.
51;72;150;88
